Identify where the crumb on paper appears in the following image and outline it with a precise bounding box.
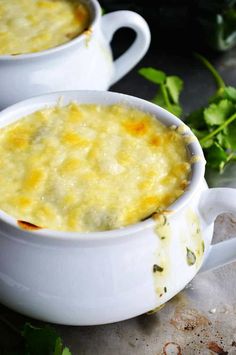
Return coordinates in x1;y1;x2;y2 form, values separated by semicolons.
185;282;194;290
209;308;217;314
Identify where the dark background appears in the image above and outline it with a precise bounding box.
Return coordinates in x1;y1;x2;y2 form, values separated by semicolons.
104;0;236;118
101;0;236;52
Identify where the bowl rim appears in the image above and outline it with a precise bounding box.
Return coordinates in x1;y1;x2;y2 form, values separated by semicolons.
0;90;206;242
0;0;100;61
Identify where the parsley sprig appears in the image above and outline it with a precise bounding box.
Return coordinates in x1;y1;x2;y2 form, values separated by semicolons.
23;323;71;355
139;54;236;172
138;67;183;116
0;316;72;355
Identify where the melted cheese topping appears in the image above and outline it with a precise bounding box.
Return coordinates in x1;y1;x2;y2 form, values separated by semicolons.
0;104;191;232
0;0;89;55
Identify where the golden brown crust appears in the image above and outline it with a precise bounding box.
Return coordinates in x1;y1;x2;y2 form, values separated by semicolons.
17;220;42;231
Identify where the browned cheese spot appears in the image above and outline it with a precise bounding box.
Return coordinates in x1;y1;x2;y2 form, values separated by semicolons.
123;120;148;136
17;220;42;231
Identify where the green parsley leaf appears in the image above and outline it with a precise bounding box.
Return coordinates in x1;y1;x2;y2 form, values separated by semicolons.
202;139;214;149
186;248;196;266
139;55;236;174
169;103;182;117
54;338;63;355
152;89;182;116
212;86;236;103
23;323;58;355
202;138;214;149
152;90;181;116
223;87;236;102
138;67;166;84
186;108;206;130
152;89;165;107
205;143;228;170
226;120;236;150
166;76;183;104
216;131;233;150
191;128;214;148
200;111;236;145
22;323;72;355
204;99;235;126
191;128;208;140
139;67;183;116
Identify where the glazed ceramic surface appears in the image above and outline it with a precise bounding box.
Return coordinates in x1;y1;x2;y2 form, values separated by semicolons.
0;91;236;325
0;0;150;109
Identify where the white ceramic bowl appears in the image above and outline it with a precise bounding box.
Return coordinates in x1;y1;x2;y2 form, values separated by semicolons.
0;90;236;325
0;0;150;109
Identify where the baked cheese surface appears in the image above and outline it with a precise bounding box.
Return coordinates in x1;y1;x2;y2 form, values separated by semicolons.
0;104;190;232
0;0;89;55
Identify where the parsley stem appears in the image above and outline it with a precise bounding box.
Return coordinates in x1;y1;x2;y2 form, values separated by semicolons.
200;112;236;144
160;83;172;112
194;53;225;89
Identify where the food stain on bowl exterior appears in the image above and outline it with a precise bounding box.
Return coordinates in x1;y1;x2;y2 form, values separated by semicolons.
84;27;93;47
152;211;172;298
183;209;205;269
146;303;166;315
186;247;197;266
151;207;205;300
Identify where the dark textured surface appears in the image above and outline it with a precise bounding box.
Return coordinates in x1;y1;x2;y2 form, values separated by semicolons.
110;29;236;115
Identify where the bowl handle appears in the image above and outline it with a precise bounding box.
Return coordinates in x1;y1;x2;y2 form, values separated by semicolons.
101;11;151;86
199;188;236;273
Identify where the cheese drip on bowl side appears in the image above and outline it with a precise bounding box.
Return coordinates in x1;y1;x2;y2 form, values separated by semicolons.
0;0;89;55
0;104;191;232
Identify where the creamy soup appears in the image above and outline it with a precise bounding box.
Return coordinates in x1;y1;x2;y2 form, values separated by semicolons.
0;104;191;232
0;0;89;55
